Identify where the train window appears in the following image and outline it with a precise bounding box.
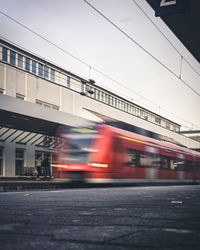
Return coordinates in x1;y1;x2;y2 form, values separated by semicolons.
141;153;161;168
184;160;194;172
126;149;162;168
151;154;161;168
197;162;200;173
126;149;139;167
168;158;184;171
140;152;150;167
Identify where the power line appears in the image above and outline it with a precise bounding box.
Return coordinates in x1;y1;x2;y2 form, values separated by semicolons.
83;0;200;97
0;10;160;108
133;0;200;79
0;9;199;129
0;10;91;69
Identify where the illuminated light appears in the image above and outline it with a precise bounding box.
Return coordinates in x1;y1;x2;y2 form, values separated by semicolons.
171;201;183;204
90;163;108;168
51;164;69;169
71;128;97;134
117;135;145;144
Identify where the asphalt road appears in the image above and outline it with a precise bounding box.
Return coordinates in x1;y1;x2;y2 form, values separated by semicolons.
0;185;200;250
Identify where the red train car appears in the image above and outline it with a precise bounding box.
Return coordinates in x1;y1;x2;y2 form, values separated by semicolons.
52;124;200;184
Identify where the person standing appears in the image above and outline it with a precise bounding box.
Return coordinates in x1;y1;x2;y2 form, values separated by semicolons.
35;155;42;180
42;156;51;180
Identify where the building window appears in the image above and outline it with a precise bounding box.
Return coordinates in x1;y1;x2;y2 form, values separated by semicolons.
32;60;36;74
25;57;30;72
18;54;23;68
67;76;70;88
50;69;55;81
155;117;161;124
10;50;16;66
3;47;8;62
166;122;170;129
52;105;59;110
15;148;24;176
36;100;43;106
38;63;43;77
44;66;49;79
36;99;59;110
93;89;97;99
43;103;51;108
0;147;3;176
16;93;25;100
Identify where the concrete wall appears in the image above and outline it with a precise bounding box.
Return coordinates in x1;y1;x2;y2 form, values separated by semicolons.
1;56;200;177
1;61;200;149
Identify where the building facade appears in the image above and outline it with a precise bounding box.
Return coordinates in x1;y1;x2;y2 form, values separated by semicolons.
0;39;199;177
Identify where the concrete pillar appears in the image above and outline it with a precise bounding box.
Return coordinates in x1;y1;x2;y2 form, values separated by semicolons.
25;145;35;168
4;142;15;177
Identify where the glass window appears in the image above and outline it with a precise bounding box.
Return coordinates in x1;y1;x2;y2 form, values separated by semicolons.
101;92;105;102
36;100;43;106
108;95;111;105
38;63;43;77
25;57;30;72
67;76;70;88
155;117;161;124
126;149;139;167
15;148;24;176
44;66;49;79
97;90;100;100
10;50;16;66
18;54;23;68
52;105;59;110
32;60;36;74
94;89;97;99
50;69;55;81
44;103;51;108
2;47;8;62
16;93;25;100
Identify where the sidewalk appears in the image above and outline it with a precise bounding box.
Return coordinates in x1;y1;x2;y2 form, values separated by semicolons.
0;177;70;192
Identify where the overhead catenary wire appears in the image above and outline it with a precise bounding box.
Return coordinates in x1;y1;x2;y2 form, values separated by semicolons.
82;0;200;97
0;10;161;108
0;8;199;130
133;0;200;79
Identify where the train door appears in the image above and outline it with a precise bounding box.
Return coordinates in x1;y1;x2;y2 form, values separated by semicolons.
110;135;125;179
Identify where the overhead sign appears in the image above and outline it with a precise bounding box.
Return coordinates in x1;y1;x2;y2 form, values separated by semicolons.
155;0;190;16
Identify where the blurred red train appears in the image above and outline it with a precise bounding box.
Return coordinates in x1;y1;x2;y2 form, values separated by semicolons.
52;124;200;184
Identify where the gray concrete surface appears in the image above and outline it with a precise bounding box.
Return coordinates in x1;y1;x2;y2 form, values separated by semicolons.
0;185;200;249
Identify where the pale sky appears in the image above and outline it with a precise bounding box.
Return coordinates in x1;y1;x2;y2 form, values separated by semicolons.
0;0;200;130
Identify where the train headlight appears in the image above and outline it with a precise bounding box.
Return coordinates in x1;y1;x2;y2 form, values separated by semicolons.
90;163;108;168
